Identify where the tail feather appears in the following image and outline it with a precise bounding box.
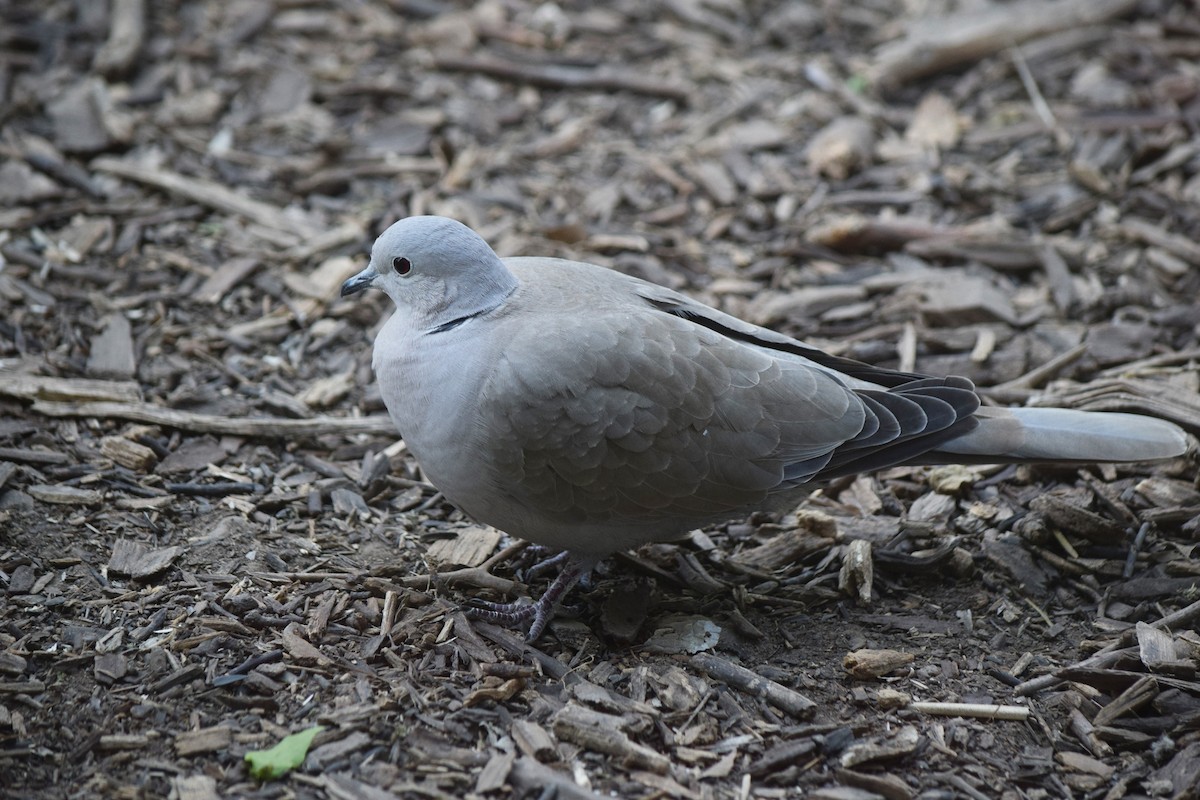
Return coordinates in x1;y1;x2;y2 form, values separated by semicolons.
930;407;1189;464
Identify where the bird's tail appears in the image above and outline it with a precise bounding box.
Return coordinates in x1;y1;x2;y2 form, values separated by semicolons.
931;406;1189;464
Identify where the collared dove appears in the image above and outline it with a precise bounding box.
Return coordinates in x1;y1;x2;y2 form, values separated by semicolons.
341;216;1189;640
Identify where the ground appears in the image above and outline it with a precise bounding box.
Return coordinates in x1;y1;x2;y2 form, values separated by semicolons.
2;0;1200;798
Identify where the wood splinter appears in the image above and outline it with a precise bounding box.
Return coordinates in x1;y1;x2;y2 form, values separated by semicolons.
909;701;1031;721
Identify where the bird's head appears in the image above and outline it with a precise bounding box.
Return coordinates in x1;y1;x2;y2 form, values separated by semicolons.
340;216;518;328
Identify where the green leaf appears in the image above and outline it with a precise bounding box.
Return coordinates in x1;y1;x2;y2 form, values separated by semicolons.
244;725;324;781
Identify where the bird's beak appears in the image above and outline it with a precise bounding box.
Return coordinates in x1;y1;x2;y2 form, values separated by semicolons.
340;265;377;297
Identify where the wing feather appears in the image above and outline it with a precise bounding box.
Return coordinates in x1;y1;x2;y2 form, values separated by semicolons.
478;309;862;526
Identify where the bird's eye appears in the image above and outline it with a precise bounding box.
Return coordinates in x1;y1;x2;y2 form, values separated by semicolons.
393;257;412;276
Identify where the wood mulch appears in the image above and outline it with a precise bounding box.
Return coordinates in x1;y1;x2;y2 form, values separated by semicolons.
2;0;1199;797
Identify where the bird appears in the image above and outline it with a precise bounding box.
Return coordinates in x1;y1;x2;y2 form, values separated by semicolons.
340;215;1189;640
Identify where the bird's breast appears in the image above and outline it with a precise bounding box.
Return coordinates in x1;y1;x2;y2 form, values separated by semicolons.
373;323;500;501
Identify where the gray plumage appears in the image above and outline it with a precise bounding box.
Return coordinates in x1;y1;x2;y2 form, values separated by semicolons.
340;216;1188;634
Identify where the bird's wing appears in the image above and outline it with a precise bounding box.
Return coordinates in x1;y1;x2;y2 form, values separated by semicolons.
475;306;866;526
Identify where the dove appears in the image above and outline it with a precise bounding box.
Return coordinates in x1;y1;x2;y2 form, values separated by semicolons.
341;215;1189;640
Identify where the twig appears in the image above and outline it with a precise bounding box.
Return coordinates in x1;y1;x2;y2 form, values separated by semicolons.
164;481;264;497
1117;218;1200;267
910;701;1030;721
1124;522;1150;579
989;343;1088;391
6;133;106;198
92;156;314;239
1009;46;1067;146
398;565;521;595
433;54;691;102
690;653;816;718
1014;598;1200;695
1096;348;1200;377
1037;241;1076;311
870;0;1140;89
30;399;396;439
0;448;70;465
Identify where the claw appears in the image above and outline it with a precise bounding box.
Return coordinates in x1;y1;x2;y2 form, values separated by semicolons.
465;557;589;641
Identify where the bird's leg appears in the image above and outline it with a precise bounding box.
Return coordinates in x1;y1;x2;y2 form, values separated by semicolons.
467;556;589;641
524;549;572;582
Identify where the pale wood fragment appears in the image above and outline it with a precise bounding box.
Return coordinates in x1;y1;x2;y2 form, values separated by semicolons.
843;649;915;680
511;719;556;761
171;775;221;800
280;622;333;666
839;538;874;605
28;485;103;505
426;526;502;569
0;371;142;404
101;436;158;470
196;257;259;304
910;701;1030;721
174;726;233;757
86;311;136;381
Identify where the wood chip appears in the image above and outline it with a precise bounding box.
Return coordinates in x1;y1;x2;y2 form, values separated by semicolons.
0;448;68;466
1093;674;1157;727
1135;621;1183;672
732;510;838;571
49;78;119;153
108;540;182;579
1056;751;1114;778
839;538;874;605
296;371;355;410
905;92;962;148
807;117;875;180
280;622;332;666
509;756;606;800
174;726;233;757
196;257;260;304
98;733;154;751
511;718;557;761
843;649;915;680
1030;491;1126;545
920;276;1018;326
100;436;158;470
475;751;516;793
171;775;221;800
836;769;915;800
551;703;669;774
28;485;103;505
840;725;920;768
93;0;146;75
